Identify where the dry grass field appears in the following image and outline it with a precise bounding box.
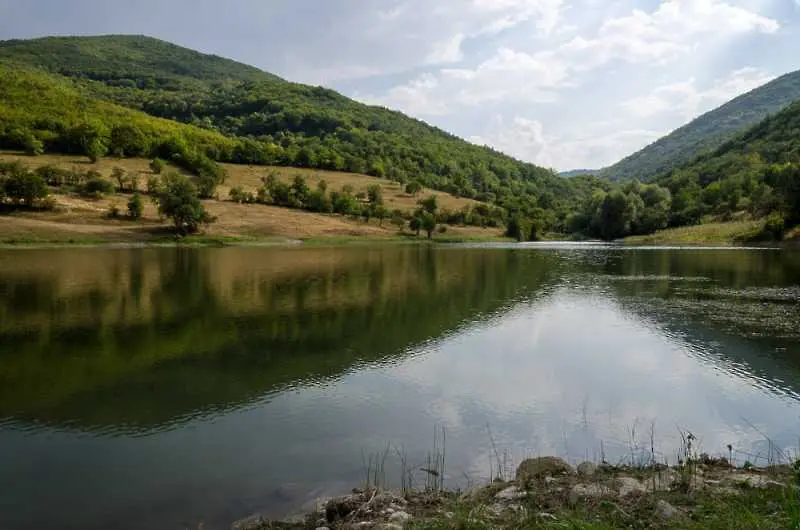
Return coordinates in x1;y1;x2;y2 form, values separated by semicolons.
0;152;503;243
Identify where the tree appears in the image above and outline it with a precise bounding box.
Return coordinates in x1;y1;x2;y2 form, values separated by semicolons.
409;215;422;236
421;211;437;239
390;210;405;232
112;167;127;191
419;195;438;215
291;175;311;206
150;158;166;174
2;165;49;207
127;192;144;219
367;184;383;206
23;134;44;156
157;173;213;235
505;215;527;241
406;181;423;196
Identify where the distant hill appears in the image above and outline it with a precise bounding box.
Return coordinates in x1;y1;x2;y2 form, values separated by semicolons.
655;99;800;228
0;35;593;229
559;169;600;178
602;70;800;181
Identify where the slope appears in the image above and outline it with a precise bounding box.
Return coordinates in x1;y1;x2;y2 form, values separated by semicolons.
0;34;583;230
602;69;800;181
0;34;278;88
655;99;800;229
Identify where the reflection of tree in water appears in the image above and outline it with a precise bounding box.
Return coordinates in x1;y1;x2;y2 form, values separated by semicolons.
0;246;554;433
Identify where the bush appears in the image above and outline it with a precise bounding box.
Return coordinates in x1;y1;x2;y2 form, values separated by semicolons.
149;158;166;174
764;212;786;240
82;177;115;197
127;193;144;219
3;167;49;207
157;173;214;234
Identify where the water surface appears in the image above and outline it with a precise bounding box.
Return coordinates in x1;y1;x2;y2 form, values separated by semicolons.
1;244;799;530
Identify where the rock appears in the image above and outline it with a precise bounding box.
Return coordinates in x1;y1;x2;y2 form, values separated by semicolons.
324;495;361;522
617;477;646;496
495;485;527;501
576;461;598;477
537;512;557;521
569;483;614;504
231;515;265;530
727;474;787;490
655;500;680;519
378;525;403;530
389;510;412;523
315;527;331;530
516;457;574;482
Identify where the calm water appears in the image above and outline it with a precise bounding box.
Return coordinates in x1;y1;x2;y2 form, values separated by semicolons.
1;244;800;530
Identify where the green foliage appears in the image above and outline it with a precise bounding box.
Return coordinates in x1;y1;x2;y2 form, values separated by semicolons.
653;100;800;230
421;212;437;239
405;181;423;196
127;192;143;219
0;162;49;206
82;176;115;197
604;69;800;181
572;181;673;240
367;184;383;205
149;158;165;174
156;173;213;235
0;35;598;234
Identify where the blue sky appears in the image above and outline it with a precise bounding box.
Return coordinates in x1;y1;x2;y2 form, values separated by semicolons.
1;0;799;171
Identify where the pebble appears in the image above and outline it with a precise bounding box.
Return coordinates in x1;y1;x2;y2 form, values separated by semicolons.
495;485;527;501
655;500;679;519
389;510;412;522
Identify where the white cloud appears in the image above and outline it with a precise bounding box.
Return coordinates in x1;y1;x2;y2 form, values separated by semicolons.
354;0;784;169
470;116;663;169
425;33;466;64
621;67;776;119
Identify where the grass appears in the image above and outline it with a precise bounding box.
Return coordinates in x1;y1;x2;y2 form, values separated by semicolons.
624;220;767;245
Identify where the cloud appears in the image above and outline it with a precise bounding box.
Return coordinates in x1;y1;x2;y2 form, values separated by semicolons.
620;67;776;119
470;116;663;170
425;33;466;65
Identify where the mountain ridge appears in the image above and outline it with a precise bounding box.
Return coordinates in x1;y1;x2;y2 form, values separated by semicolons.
601;69;800;181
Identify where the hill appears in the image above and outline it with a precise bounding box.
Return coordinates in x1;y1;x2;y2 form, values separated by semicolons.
655;99;800;230
559;169;600;178
602;69;800;181
0;35;589;232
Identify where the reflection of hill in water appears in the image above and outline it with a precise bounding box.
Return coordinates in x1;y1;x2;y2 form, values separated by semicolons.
579;248;800;400
0;247;554;433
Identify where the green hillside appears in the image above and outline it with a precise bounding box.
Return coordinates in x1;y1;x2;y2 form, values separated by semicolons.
655;100;800;230
0;35;277;88
0;35;590;231
602;70;800;181
0;63;239;159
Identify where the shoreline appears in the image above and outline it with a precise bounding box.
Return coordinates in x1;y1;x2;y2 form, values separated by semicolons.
232;457;800;529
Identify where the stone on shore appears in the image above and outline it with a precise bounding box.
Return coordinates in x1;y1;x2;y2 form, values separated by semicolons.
516;457;574;482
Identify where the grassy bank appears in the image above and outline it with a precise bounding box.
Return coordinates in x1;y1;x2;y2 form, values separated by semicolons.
624;220;769;246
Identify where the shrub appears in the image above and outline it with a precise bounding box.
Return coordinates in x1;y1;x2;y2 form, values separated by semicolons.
157;173;214;235
127;193;144;219
3;167;49;207
149;158;166;174
82;177;115;197
764;212;786;240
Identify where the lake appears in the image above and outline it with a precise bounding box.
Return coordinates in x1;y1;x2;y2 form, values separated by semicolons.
1;244;799;530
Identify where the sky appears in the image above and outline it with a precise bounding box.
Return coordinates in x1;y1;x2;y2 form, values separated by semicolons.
1;0;799;171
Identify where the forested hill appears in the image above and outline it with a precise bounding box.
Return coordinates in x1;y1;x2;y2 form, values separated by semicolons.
654;99;800;230
0;35;588;229
601;69;800;181
0;35;279;87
